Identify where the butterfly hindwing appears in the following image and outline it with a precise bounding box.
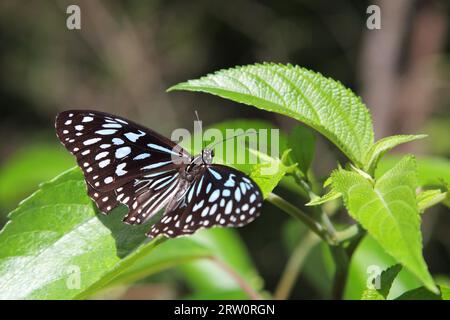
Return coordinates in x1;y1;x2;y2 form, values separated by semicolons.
148;165;263;238
121;169;184;224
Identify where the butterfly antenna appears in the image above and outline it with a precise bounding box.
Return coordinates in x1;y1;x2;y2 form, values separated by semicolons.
207;131;257;150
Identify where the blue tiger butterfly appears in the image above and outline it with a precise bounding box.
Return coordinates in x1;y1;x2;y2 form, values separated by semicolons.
55;110;263;238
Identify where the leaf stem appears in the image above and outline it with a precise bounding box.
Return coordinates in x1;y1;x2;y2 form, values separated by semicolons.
210;256;263;300
274;232;320;300
266;193;329;243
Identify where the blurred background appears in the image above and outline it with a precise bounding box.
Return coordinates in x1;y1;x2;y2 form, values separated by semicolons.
0;0;449;299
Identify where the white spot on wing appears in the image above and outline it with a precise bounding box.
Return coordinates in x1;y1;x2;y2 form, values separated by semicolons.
208;190;220;203
103;123;122;128
104;177;113;184
115;163;127;176
83;138;101;146
225;200;233;214
124;131;145;142
115;146;131;159
208;168;222;180
112;138;124;145
95;151;109;160
133;153;151;160
142;160;172;170
99;159;110;168
82;116;93;123
96;129;117;135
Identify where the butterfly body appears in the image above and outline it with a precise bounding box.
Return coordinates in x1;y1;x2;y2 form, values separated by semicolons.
55;110;263;238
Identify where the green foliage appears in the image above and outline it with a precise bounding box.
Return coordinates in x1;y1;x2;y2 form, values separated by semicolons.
364;135;427;174
305;189;341;207
0;144;74;210
396;285;450;300
112;228;262;298
248;150;291;199
331;156;437;293
417;189;448;213
178;228;262;295
288;125;315;174
377;155;450;187
361;264;402;300
0;168;152;299
345;235;421;299
0;168;263;299
170;63;374;167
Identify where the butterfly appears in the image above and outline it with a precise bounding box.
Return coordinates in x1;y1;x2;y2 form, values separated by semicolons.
55;110;263;238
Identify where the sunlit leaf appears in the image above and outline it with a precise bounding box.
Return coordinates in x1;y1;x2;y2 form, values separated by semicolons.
332;156;437;293
0;144;74;210
364;135;426;174
417;189;448;213
170;63;374;167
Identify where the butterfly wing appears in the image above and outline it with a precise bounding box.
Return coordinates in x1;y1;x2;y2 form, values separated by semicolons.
55;110;191;215
148;164;263;238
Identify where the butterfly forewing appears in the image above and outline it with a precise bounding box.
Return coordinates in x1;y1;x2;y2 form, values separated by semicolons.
56;110;265;238
55;110;190;214
148;165;263;238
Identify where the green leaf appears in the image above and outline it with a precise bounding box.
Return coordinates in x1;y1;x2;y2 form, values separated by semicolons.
0;168;262;299
377;155;450;187
107;236;212;286
361;264;402;300
364;135;426;174
169;63;374;167
109;228;262;299
0;144;75;210
417;189;448;213
395;287;439;299
0;168;158;299
288;125;315;174
344;235;422;299
441;286;450;300
332;155;437;293
395;286;450;300
248;149;290;199
178;228;263;294
305;189;341;206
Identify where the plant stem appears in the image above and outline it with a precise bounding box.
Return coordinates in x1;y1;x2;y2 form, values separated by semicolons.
266;193;329;242
335;224;360;243
274;232;320;300
330;245;350;300
210;256;263;300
